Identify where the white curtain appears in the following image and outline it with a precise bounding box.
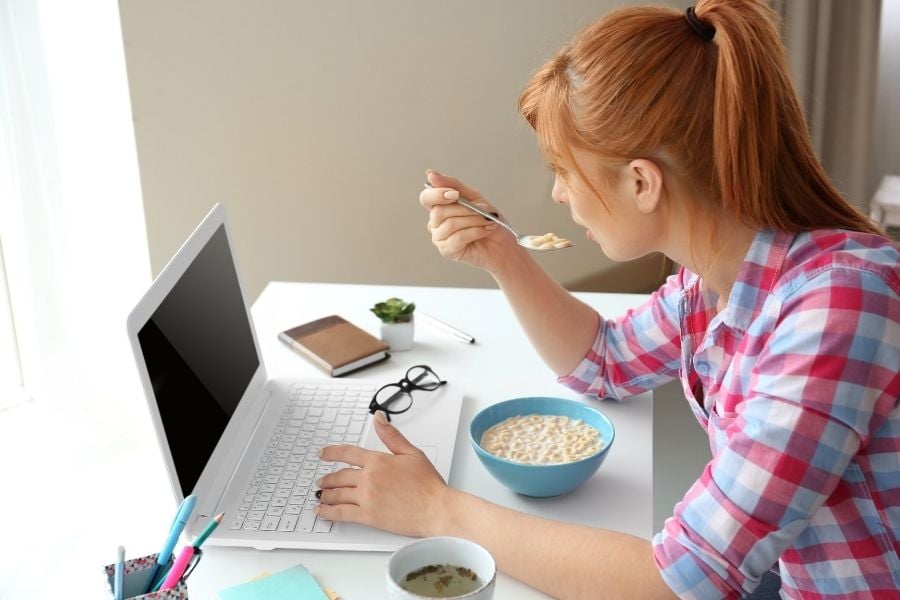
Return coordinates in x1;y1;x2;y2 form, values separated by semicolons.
772;0;883;207
0;239;25;410
0;0;152;436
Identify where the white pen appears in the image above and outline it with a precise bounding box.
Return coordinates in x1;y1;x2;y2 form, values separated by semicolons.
419;312;476;344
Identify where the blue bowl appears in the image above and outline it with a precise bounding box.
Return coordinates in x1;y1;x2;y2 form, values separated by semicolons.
469;397;615;497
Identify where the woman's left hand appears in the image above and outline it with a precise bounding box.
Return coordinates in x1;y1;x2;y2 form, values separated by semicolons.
316;411;450;538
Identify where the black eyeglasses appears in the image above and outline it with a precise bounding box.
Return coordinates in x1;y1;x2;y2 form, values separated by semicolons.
369;365;447;422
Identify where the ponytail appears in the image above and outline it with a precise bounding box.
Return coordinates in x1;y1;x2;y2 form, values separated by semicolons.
699;1;778;225
696;0;882;235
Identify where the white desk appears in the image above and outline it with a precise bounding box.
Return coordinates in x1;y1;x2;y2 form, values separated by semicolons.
189;282;653;599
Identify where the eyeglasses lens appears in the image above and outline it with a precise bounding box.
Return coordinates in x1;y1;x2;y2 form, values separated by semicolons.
373;385;413;413
407;366;441;390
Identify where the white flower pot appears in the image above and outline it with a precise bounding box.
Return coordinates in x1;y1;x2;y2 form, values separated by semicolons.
380;319;414;351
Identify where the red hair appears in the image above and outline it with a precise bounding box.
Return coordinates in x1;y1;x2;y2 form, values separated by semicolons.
519;0;885;237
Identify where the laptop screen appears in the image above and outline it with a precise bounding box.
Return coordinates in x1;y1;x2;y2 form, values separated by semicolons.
138;225;259;496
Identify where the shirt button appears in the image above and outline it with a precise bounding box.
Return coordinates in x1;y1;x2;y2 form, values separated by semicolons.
695;361;708;376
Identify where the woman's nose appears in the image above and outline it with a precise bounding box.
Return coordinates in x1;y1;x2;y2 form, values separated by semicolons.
551;176;568;205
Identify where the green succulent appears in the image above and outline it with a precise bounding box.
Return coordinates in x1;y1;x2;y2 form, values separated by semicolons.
370;297;416;324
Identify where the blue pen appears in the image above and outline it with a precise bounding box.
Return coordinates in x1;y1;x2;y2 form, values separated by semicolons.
143;494;197;593
114;545;124;600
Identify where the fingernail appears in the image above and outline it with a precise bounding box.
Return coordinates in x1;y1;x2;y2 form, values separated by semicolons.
315;477;322;486
443;190;459;201
375;411;389;425
317;448;323;458
315;489;322;499
431;169;443;177
313;506;319;514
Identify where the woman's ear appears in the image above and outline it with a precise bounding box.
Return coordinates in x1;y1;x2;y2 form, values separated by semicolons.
626;159;664;214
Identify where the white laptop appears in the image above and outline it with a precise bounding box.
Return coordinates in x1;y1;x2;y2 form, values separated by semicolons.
127;203;463;551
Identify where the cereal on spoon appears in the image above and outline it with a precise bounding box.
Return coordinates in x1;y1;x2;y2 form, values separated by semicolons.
521;232;574;250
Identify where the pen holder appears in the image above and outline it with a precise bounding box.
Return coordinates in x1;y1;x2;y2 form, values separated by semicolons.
103;552;189;599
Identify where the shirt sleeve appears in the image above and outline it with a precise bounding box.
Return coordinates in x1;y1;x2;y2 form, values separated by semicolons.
652;267;900;598
558;268;687;400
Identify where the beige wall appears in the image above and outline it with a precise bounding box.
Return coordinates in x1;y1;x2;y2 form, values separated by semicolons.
119;0;674;302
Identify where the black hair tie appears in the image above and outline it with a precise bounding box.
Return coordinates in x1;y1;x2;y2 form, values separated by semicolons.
685;6;715;42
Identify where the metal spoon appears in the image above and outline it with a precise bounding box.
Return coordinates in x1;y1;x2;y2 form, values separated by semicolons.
424;182;574;252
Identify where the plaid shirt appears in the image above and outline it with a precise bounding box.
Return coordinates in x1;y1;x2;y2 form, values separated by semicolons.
560;229;900;598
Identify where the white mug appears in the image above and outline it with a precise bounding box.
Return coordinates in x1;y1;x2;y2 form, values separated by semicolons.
387;536;497;600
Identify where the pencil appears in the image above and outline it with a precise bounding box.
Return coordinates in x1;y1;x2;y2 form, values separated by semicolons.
192;512;224;548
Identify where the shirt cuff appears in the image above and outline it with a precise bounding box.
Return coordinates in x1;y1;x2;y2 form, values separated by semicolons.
652;526;742;599
556;318;611;397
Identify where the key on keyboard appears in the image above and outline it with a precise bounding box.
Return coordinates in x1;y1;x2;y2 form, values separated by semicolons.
234;381;375;533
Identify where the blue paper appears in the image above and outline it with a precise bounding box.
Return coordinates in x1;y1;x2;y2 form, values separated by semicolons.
217;565;329;600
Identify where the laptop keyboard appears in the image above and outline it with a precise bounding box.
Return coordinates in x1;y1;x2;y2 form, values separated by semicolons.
229;381;377;534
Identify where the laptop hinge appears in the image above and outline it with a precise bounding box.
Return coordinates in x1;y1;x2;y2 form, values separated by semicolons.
192;376;272;524
209;388;275;515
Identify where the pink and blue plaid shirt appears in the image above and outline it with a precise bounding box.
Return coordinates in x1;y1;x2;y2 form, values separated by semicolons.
560;228;900;598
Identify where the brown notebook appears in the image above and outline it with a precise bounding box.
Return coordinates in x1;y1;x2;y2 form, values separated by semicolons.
278;315;390;376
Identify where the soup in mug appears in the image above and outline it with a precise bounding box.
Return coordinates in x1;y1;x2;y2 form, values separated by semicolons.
401;564;483;598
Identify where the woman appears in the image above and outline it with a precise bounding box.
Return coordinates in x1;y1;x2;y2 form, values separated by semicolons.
317;1;900;597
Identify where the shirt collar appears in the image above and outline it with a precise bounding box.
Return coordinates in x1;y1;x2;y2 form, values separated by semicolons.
719;228;793;332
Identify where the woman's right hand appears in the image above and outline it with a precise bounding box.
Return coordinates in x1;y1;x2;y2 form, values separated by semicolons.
420;170;521;271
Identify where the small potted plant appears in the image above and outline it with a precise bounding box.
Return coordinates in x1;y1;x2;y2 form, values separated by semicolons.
370;297;416;351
